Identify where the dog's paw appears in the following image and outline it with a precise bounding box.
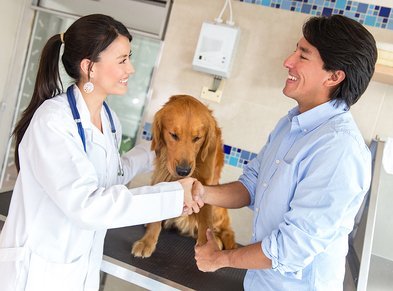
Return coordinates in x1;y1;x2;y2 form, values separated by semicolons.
221;230;237;250
131;240;156;258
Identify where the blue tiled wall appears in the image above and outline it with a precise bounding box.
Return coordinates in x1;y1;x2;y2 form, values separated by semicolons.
242;0;393;30
141;122;258;169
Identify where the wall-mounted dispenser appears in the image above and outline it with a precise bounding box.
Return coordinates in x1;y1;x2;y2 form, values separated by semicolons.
192;22;239;78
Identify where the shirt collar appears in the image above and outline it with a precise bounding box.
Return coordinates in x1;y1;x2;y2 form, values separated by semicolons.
287;100;349;133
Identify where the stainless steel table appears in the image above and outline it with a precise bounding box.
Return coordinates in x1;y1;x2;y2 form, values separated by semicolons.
0;190;245;290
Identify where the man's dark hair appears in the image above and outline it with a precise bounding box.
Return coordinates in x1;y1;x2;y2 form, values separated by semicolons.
303;15;377;107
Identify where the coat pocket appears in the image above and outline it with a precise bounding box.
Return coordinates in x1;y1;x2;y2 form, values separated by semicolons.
25;250;88;291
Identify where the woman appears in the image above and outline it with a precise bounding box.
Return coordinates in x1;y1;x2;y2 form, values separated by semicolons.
0;14;197;290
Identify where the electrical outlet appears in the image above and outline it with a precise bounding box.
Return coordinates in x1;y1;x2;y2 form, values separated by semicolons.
200;86;222;103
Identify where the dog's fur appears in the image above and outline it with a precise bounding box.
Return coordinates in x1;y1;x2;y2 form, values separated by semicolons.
131;95;236;258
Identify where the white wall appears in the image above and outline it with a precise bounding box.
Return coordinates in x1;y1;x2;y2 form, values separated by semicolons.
365;0;392;7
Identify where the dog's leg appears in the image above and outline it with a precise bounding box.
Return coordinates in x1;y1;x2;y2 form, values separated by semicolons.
131;221;162;258
195;204;214;246
212;208;237;250
219;227;237;250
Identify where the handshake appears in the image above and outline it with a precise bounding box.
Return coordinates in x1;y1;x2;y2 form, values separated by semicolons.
178;177;205;216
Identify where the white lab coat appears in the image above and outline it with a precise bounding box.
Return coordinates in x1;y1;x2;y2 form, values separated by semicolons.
0;85;184;291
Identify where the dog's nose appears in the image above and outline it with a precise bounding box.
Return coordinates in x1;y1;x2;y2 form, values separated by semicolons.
176;165;191;176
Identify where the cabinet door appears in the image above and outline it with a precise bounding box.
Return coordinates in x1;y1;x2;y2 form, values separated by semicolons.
0;10;161;190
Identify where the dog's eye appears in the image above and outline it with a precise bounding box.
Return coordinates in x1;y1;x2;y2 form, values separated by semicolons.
192;136;201;143
170;132;179;141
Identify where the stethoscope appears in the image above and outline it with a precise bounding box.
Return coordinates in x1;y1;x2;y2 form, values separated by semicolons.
66;85;124;176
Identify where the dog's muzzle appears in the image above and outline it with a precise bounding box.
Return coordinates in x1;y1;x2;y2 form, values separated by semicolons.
176;162;191;176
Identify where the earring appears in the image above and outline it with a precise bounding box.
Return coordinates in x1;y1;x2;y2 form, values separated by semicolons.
83;81;94;94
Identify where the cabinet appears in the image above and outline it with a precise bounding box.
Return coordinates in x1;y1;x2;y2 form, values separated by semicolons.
349;139;393;291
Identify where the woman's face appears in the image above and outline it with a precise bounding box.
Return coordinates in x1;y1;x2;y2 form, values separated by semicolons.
91;35;135;96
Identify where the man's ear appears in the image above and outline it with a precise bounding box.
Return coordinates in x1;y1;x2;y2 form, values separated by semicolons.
325;70;345;87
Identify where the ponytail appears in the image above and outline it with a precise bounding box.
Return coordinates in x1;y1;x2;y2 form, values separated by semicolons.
13;33;63;171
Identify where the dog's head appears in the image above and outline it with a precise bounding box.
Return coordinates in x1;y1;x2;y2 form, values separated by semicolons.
151;95;220;179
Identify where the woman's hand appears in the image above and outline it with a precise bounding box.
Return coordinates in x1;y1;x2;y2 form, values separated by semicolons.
178;177;200;215
191;180;206;208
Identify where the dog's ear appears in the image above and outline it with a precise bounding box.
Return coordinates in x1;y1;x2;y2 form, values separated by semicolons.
151;110;164;156
200;113;218;162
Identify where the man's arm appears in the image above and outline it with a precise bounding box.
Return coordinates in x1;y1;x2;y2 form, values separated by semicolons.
193;180;251;209
195;229;272;272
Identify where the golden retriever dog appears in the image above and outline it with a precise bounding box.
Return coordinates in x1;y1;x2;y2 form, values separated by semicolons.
131;95;236;258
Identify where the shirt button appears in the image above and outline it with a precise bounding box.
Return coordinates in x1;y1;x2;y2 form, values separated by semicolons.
275;159;280;164
255;207;259;212
303;129;307;132
263;183;267;187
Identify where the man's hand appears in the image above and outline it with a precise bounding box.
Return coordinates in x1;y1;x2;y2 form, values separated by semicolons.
194;228;224;272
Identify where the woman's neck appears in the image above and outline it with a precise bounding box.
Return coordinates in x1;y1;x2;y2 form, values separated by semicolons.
77;83;105;132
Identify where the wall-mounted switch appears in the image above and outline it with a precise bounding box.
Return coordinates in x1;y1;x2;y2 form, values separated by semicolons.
200;86;222;103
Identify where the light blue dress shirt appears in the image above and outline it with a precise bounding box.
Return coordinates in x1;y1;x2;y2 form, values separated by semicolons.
239;100;371;291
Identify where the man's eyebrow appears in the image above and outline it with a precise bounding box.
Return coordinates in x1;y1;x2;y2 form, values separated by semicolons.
297;43;311;54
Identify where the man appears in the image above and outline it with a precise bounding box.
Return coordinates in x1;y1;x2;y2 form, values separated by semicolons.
192;15;377;290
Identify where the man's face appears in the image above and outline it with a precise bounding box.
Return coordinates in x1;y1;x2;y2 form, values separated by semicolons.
282;37;333;113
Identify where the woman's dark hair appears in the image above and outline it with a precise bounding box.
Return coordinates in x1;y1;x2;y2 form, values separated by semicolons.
303;14;377;107
13;14;132;171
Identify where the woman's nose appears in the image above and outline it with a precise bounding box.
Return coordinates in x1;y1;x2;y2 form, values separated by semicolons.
127;62;135;75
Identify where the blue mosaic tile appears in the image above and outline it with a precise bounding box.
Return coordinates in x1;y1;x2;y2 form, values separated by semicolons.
229;156;239;167
281;0;292;10
335;0;346;10
241;0;393;31
379;7;391;17
357;3;368;13
223;144;232;154
322;7;333;16
364;15;376;26
302;4;312;13
241;150;251;160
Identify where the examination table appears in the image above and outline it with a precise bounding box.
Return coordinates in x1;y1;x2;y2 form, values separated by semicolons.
0;190;246;290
